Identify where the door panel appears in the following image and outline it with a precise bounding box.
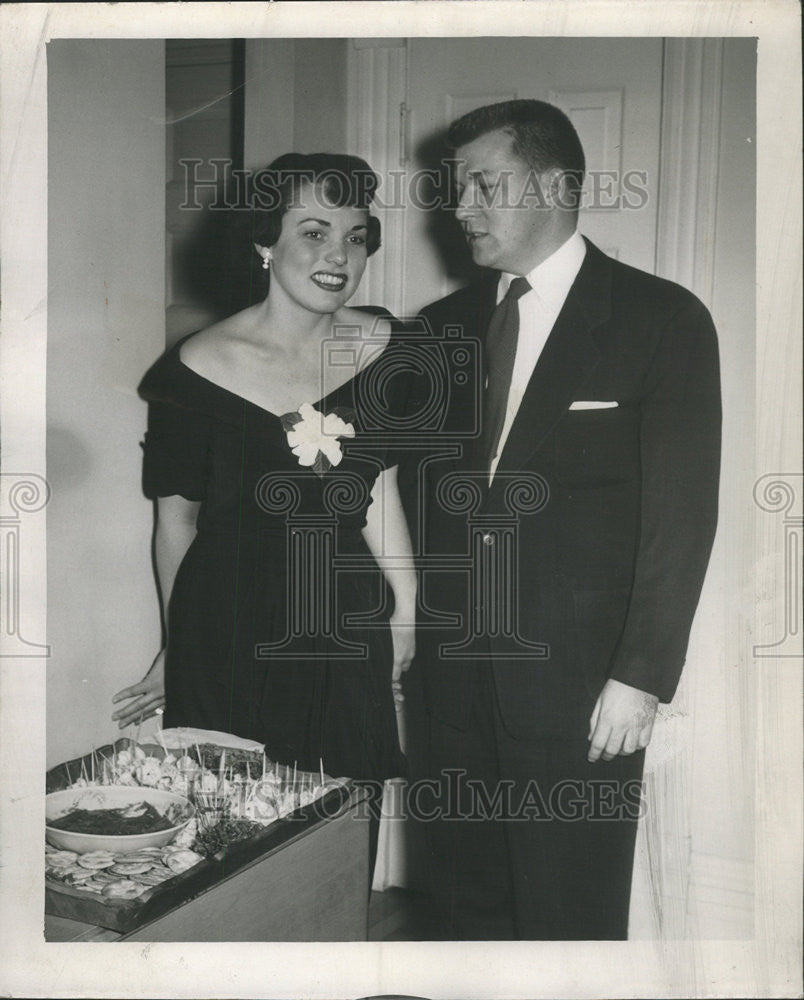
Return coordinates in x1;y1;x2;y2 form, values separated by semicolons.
404;37;663;313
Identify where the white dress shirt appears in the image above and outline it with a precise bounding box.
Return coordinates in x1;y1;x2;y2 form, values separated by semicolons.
488;230;587;481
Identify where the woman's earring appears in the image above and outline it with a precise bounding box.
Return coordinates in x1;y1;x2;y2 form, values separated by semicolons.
262;252;272;271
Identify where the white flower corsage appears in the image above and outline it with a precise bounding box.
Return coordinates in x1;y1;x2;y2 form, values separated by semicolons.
281;403;356;477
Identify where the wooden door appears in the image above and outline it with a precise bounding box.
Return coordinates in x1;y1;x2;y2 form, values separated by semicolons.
165;40;245;344
402;37;664;314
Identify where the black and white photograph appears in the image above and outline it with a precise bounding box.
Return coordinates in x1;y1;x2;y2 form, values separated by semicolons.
0;2;801;997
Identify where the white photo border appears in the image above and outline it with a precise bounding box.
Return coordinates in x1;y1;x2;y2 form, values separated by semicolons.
0;2;801;998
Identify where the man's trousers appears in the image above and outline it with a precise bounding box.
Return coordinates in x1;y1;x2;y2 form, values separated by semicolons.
420;666;646;940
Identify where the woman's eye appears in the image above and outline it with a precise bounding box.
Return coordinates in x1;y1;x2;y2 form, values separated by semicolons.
303;230;323;240
348;234;366;245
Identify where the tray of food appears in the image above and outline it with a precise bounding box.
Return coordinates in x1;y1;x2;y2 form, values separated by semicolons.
45;735;352;933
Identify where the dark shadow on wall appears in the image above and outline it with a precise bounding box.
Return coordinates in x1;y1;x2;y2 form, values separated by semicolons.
173;190;267;323
412;125;483;291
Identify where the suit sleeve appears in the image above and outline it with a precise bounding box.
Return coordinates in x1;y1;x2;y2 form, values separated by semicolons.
392;310;441;557
608;298;721;702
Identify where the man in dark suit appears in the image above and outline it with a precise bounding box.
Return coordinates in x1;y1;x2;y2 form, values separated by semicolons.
407;99;721;940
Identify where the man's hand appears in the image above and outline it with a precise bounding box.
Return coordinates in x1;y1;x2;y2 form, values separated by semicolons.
587;678;658;762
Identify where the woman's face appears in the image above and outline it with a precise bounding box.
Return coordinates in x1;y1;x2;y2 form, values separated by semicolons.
267;182;370;314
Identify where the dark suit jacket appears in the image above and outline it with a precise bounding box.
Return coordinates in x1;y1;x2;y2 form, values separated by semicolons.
406;238;721;740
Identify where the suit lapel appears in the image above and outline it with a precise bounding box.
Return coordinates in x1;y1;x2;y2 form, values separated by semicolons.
491;239;613;480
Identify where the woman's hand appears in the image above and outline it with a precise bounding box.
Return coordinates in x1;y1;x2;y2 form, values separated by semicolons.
111;649;166;729
360;466;418;711
389;607;415;709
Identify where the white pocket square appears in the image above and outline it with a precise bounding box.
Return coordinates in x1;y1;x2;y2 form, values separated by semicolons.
569;400;619;410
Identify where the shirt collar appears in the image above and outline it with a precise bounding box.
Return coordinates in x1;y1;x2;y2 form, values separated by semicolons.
497;230;587;307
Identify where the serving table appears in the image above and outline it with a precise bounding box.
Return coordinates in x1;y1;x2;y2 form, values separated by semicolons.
44;741;371;942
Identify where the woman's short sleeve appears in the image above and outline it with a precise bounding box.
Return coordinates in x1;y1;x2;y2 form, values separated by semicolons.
141;399;210;501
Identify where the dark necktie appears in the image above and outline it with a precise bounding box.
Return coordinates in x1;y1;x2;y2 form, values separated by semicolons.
480;276;531;471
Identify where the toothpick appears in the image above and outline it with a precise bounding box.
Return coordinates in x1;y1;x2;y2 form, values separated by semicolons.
319;757;324;785
97;749;112;785
64;760;72;786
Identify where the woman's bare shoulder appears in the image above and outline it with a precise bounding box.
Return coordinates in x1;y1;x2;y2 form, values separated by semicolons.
179;307;259;370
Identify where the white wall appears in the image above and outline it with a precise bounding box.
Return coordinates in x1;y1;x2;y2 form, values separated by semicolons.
46;40;166;767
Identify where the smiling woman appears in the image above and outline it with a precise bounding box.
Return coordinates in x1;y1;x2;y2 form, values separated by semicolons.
249;152;382;304
110;152;417;883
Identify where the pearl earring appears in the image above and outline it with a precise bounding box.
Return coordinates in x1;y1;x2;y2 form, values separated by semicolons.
262;253;272;270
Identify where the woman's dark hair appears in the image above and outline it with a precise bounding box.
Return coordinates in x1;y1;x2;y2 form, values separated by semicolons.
250;151;381;255
217;152;381;312
447;99;586;209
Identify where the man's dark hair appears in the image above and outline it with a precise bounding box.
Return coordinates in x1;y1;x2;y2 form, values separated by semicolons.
447;99;586;208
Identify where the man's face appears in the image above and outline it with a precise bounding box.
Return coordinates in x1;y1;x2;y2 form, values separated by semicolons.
454;128;553;275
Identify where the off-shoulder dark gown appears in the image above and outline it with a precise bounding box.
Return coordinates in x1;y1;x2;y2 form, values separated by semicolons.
138;316;410;783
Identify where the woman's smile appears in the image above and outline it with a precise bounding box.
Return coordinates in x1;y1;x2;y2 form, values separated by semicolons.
310;270;348;292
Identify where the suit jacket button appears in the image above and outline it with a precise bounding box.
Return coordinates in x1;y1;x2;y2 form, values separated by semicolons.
482;533;494;546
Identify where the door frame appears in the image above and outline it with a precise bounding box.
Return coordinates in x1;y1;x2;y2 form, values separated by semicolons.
346;38;409;318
